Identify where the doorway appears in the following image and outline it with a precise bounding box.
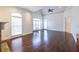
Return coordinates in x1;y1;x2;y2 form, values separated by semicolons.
65;16;72;33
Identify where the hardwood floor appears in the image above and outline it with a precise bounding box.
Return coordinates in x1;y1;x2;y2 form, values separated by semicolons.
77;38;79;52
1;30;77;52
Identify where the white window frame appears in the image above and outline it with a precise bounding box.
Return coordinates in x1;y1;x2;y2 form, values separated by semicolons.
11;13;22;37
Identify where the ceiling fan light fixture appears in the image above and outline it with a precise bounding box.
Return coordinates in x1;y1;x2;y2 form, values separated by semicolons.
48;8;54;13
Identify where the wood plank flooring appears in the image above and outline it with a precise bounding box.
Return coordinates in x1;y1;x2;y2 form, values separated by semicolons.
1;30;77;52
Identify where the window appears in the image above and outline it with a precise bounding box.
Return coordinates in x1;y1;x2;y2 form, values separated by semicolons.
33;18;42;31
44;19;47;29
11;13;22;36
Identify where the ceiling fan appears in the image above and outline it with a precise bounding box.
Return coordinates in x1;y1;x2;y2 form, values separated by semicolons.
48;8;54;13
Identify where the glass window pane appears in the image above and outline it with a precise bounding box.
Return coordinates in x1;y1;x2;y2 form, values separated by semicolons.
11;14;22;36
33;18;41;30
44;19;47;29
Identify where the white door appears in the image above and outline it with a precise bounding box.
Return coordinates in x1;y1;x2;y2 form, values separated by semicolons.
65;16;72;33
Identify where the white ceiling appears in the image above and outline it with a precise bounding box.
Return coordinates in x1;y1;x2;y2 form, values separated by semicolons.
20;6;44;12
20;6;72;15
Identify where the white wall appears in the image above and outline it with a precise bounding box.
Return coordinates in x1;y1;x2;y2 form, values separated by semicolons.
64;7;79;42
44;13;64;31
0;7;32;41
